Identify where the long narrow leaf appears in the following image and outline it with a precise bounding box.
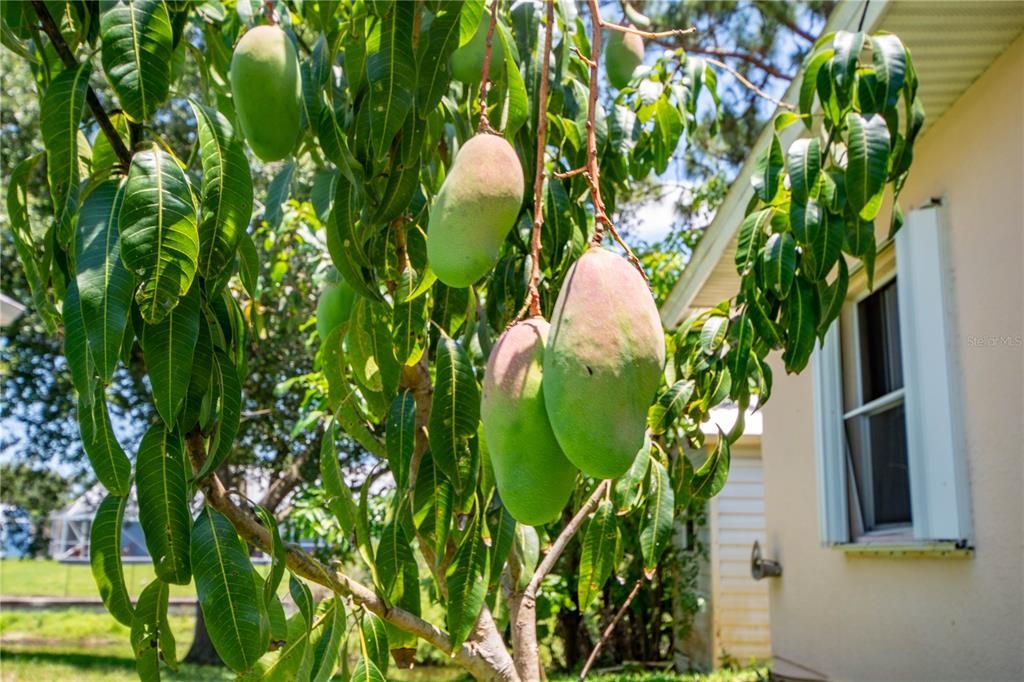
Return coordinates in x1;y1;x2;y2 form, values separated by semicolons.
90;494;134;626
136;424;191;584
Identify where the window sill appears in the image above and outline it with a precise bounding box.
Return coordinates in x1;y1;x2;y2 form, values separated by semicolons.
832;540;973;558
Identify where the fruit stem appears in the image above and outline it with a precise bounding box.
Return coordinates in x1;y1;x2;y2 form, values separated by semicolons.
477;0;501;135
523;0;555;320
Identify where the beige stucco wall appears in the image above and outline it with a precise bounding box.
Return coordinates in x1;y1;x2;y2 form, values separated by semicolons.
759;33;1024;682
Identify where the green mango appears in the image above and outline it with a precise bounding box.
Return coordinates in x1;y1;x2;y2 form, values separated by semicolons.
450;10;505;84
482;318;577;525
229;26;301;162
316;281;355;339
544;248;665;479
427;134;524;288
605;30;645;90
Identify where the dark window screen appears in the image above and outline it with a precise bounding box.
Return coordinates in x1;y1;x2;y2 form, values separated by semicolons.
858;279;904;402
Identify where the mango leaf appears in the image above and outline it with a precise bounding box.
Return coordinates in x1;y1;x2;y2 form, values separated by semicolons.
416;6;462;114
177;320;213;433
690;430;731;500
496;23;529;138
40;62;89;244
386;391;416;493
289;575;315;638
751;133;783;202
832;30;865;94
763;232;796;299
75;180;134;383
120;146;199;324
63;280;96;401
142;284;200;428
782;276;818;373
818;257;849;336
445;518;489;649
90;494;134;626
514;524;539;590
787;137;821;205
393;267;428;365
612;438;651;514
360;611;389;674
327;175;380;301
191;507;270;673
310;598;346;682
130;579;176;680
188;100;253;281
735;208;772;276
639;459;674;578
350;658;386;682
7;153;59;332
194;348;242;479
699;315;728;355
790;198;823;245
578;499;617;610
846;113;891;221
263;161;293;229
366;2;415;161
429;336;480;492
254;505;285;605
136;424;191;584
78;386;132;495
375;518;414;602
647;379;695;435
243;612;311;682
486;504;516;591
100;0;174;121
804;210;844;281
725;314;755;394
799;48;833;124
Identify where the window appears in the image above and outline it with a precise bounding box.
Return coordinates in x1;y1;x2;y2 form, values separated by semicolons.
812;204;972;547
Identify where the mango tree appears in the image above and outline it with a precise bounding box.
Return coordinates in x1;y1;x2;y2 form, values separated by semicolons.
4;0;921;679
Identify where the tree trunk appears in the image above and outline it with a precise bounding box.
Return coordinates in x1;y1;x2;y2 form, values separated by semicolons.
184;604;223;665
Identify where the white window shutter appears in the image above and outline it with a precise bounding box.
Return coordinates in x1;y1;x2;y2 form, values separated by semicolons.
812;324;849;544
895;204;972;543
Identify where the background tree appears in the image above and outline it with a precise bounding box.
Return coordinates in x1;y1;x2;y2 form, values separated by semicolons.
2;0;922;680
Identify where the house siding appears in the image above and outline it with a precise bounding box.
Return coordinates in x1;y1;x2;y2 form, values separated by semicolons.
760;32;1024;682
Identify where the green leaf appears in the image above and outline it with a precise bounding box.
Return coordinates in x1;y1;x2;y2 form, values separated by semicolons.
818;257;849;336
790;198;823;245
263;161;294;229
120;146;200;324
198;348;242;478
690;430;730;500
496;23;529;138
130;579;176;681
366;2;416;161
578;499;617;611
40;63;89;244
238;231;260;297
7;153;58;332
640;459;675;578
445;518;489;649
647;379;695;435
63;280;96;403
846;113;891;221
136;424;191;584
360;611;389;674
393;267;428;365
319;418;345;498
751;133;783;202
799;49;833;124
486;504;516;592
428;336;480;492
289;575;315;633
244;611;311;682
90;494;134;626
832;31;865;94
782;277;818;373
375;517;415;603
142;284;200;428
100;0;174;121
787;138;821;205
699;315;729;355
75;181;134;383
763;232;796;298
416;6;462;114
386;391;416;493
188;100;253;281
612;438;651;514
327;176;380;301
78;386;132;495
351;658;387;682
254;506;285;606
191;507;270;673
804;210;844;281
735;208;772;276
347;298;400;398
310;598;346;682
726;314;755;395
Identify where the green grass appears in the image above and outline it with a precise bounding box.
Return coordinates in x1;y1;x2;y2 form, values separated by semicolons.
0;559;195;599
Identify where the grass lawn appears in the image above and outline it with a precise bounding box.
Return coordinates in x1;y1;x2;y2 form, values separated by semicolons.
0;559;194;600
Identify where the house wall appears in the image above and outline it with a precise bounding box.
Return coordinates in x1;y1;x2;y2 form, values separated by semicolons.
760;33;1024;681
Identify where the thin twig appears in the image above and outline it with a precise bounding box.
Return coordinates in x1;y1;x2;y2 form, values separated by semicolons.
553;166;586;179
578;578;644;680
30;0;132;169
521;0;554;320
706;57;795;110
600;20;695;39
477;0;500;134
524;480;610;598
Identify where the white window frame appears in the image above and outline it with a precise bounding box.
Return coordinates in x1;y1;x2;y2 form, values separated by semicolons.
813;201;973;548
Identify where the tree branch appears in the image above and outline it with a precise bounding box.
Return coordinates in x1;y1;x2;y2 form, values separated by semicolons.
659;42;795;81
600;20;695;39
184;429;514;681
477;0;500;134
705;57;795;111
30;0;133;169
578;578;644;680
